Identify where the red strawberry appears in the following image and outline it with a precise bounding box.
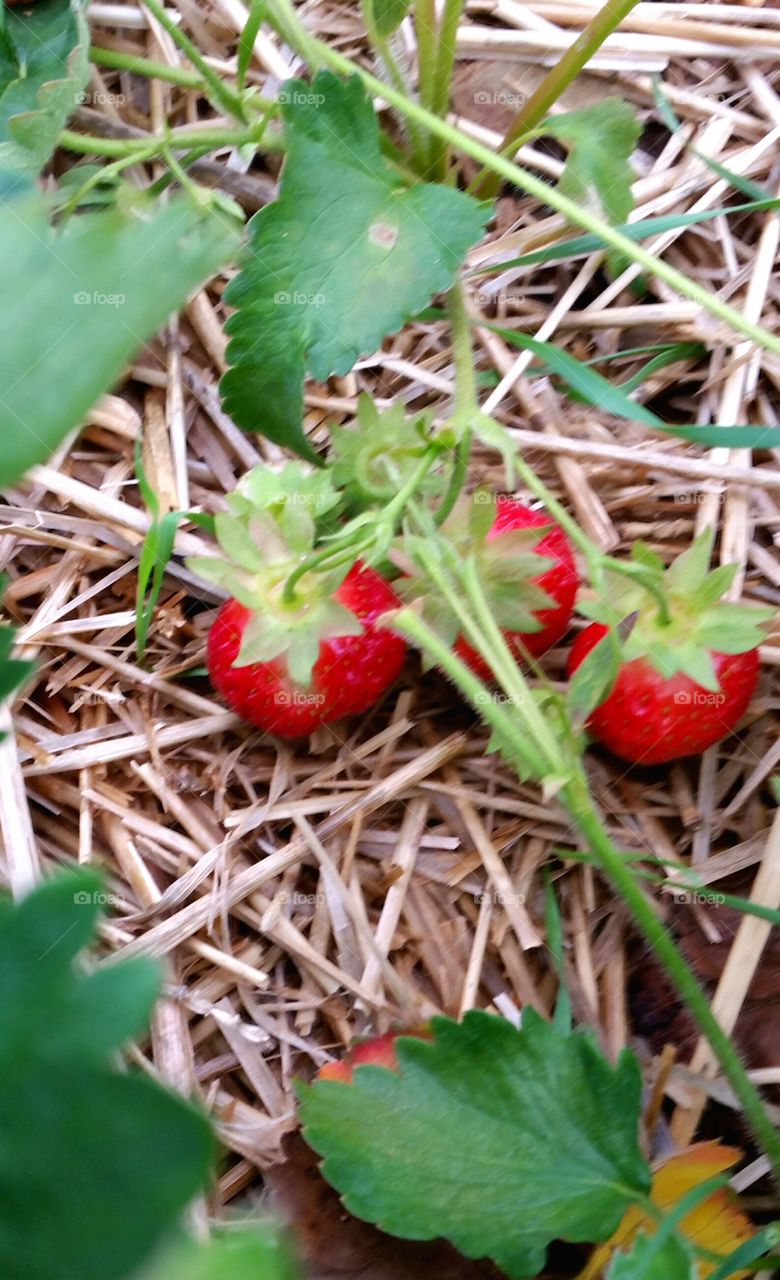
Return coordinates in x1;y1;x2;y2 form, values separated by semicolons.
453;498;578;680
567;534;771;765
569;623;759;765
317;1027;431;1084
189;464;406;739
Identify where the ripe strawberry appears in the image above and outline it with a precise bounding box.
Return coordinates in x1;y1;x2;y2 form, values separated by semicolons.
567;535;771;765
453;498;578;680
317;1027;431;1084
189;465;406;738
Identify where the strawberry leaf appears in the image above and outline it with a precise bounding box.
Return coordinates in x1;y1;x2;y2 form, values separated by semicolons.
221;71;489;461
0;178;239;489
567;627;620;731
368;0;411;38
606;1231;695;1280
0;872;214;1280
544;101;640;267
299;1009;650;1278
0;621;33;708
143;1226;300;1280
0;0;89;175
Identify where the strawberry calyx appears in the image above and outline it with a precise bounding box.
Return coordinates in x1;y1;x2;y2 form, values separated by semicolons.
396;492;556;649
330;395;443;510
580;532;773;692
187;463;364;685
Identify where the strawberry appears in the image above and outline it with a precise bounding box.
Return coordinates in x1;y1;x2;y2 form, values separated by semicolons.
399;494;577;681
567;534;772;765
454;498;578;679
317;1027;431;1084
188;465;406;738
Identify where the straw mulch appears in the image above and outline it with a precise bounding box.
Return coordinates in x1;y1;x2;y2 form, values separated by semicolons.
2;0;780;1268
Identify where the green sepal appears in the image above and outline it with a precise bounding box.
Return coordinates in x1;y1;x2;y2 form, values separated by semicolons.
584;531;774;689
186;462;368;687
399;499;556;648
331;395;441;512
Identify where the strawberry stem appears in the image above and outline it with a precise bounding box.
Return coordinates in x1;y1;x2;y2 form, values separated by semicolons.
565;776;780;1185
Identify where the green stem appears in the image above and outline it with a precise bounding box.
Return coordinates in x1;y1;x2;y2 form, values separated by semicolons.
472;0;643;198
428;0;464;177
391;604;552;779
407;529;563;771
375;35;427;169
266;0;780;360
448;280;478;421
415;0;439;121
59;145;160;217
58;120;280;159
435;430;470;526
510;451;603;583
141;0;248;121
459;557;563;766
282;445;442;604
90;46;206;89
565;777;780;1183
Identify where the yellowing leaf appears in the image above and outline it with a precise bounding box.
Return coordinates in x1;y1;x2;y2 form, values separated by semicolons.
579;1143;755;1280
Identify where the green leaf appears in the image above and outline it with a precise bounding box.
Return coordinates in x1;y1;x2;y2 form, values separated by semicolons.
0;179;239;489
707;1225;780;1280
0;0;89;174
0;872;215;1280
606;1230;695;1280
0;621;33;707
221;71;488;461
470;195;780;272
144;1226;301;1280
545;101;641;250
237;0;265;93
567;628;620;731
299;1009;650;1279
368;0;411;38
485;327;780;447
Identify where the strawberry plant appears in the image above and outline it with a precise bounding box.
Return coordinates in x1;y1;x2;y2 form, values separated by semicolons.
2;0;780;1276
